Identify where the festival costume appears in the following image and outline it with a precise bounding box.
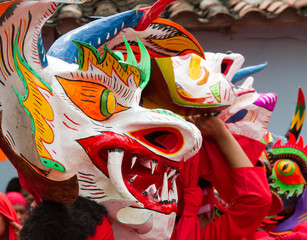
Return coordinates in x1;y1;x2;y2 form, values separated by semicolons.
200;166;271;240
172;134;272;240
0;0;280;239
0;192;20;240
0;1;203;239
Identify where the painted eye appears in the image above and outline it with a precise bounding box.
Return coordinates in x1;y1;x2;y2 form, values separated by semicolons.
56;76;127;120
188;54;209;85
100;89;117;117
274;159;305;185
225;109;248;123
278;160;293;176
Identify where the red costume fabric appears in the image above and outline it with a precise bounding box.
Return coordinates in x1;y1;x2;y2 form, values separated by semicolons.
171;154;203;240
254;221;307;239
256;232;307;240
0;192;20;240
172;134;272;240
200;136;267;203
87;217;114;240
200;166;272;240
6;192;27;208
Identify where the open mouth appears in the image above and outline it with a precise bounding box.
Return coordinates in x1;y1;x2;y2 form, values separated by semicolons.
78;131;183;214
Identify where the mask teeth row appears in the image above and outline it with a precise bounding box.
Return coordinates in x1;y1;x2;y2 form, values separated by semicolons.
123;149;180;204
131;154;179;177
139;171;178;204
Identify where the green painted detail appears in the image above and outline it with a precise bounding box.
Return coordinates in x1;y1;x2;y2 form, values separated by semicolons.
215;208;222;218
265;215;278;219
13;28;53;132
123;36;137;66
152;109;186;122
40;157;66;172
296;103;305;119
74;37;151;89
260;136;266;145
156;57;224;108
272;147;307;163
210;83;221;102
113;51;124;61
136;37;150;89
100;89;114;117
12;27;65;173
270;168;304;198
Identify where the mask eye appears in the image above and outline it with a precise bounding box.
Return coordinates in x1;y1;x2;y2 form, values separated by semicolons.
278;160;294;176
56;76;127;120
188;54;209;85
100;89;117;117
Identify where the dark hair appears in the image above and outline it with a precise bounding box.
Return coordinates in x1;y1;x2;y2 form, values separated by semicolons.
21;196;107;240
5;177;22;193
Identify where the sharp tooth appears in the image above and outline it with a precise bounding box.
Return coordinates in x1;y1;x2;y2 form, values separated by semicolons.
131;154;137;169
151;160;158;174
154;188;161;202
171;179;178;204
167;168;177;179
144;184;157;195
145;184;153;193
169;190;174;202
108;148;136;200
146;184;159;203
150;184;157;195
128;175;137;183
172;170;180;183
161;172;168;202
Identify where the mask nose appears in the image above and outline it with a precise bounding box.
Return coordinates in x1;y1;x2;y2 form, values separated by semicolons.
128;127;184;156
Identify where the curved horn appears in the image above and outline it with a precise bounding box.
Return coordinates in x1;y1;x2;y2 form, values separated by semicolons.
285;87;305;140
231;61;268;84
134;0;177;31
0;110;79;206
47;9;144;64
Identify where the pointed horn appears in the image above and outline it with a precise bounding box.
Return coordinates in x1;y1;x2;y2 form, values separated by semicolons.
285;87;305;140
123;36;137;66
0;110;78;206
47;9;144;64
134;0;178;31
136;37;151;89
231;62;268;84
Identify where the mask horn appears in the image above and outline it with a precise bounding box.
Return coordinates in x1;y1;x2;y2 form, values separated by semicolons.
231;62;268;84
285;87;305;140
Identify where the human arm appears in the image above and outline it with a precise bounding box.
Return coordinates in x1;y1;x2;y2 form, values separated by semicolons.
188;115;272;239
187;114;253;169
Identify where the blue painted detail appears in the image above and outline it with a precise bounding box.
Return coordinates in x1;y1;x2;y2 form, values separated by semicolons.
225;109;248;123
38;32;48;68
232;61;268;84
47;9;143;64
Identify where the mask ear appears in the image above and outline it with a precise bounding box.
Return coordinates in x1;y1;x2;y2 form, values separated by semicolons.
0;111;79;206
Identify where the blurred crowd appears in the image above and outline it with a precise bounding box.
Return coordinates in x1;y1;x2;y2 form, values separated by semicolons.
0;177;35;240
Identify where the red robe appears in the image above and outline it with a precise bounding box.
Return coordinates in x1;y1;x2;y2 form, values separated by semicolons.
172;136;272;240
87;217;114;240
0;192;21;240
